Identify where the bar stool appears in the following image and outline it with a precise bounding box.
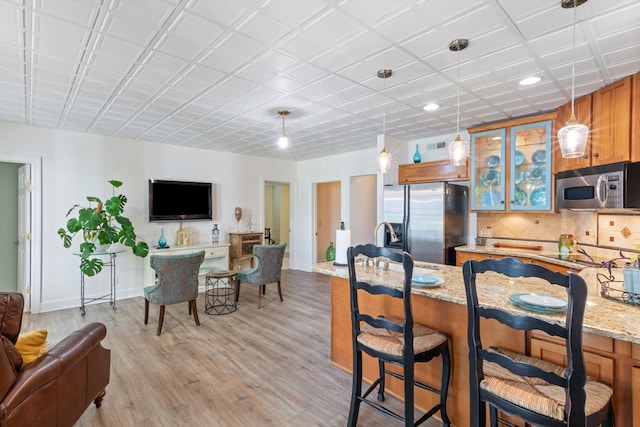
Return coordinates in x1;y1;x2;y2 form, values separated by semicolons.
462;257;614;426
346;243;451;426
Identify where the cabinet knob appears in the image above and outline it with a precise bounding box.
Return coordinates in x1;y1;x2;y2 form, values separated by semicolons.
500;200;505;205
593;152;599;158
583;155;589;159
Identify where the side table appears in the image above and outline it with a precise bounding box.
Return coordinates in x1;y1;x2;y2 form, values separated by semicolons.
205;271;238;315
74;248;124;315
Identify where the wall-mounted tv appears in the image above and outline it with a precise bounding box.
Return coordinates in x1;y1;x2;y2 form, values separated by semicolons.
149;179;212;222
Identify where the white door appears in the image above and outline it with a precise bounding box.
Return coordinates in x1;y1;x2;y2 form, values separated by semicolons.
18;164;31;310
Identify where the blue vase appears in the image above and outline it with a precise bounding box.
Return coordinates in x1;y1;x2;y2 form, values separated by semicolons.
413;144;422;163
158;228;167;248
211;224;219;244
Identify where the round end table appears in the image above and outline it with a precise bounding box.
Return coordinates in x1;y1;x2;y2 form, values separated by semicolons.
205;271;238;315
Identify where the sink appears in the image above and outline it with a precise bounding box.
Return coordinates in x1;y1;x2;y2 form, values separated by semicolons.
386;262;435;276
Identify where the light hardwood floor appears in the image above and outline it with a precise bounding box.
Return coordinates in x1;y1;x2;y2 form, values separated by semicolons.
22;270;442;427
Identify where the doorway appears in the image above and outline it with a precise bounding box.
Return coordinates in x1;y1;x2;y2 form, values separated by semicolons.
0;154;41;313
264;180;291;269
0;162;21;292
316;181;341;262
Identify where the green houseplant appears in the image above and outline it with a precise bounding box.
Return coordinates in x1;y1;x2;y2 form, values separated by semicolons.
58;180;149;276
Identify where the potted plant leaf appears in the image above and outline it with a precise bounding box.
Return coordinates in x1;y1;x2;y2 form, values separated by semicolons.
57;180;149;276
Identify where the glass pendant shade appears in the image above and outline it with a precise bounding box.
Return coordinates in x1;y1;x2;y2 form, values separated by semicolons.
448;134;469;166
278;133;289;148
557;0;589;158
447;38;469;165
378;147;391;173
558;115;588;158
277;110;290;148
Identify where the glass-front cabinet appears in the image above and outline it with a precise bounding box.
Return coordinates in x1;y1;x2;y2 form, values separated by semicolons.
470;129;506;210
510;121;552;211
470;120;552;211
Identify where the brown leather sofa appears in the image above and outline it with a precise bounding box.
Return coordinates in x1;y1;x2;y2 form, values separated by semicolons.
0;292;110;426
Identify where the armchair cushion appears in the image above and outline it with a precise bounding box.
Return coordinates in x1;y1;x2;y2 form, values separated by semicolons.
237;243;286;285
15;329;48;367
147;251;205;305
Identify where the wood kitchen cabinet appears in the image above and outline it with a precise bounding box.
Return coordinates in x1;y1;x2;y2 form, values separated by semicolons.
553;72;638;173
468;116;553;212
632;73;640;162
228;232;263;271
398;158;468;184
591;75;632;166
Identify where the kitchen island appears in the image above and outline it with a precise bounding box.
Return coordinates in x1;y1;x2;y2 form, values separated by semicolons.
312;260;638;426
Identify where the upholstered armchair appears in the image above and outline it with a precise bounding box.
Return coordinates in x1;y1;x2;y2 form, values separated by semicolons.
236;243;286;308
0;292;111;426
145;251;205;335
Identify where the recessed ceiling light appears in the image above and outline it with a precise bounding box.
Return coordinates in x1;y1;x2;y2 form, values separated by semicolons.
423;103;439;111
519;76;541;86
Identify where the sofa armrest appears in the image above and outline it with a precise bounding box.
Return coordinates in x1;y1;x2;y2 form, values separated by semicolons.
0;322;110;425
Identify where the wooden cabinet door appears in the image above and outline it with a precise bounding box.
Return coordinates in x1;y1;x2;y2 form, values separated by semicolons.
592;76;632;166
633;366;640;427
553;94;592;173
455;251;503;266
398;159;468;184
530;337;614;385
632;73;640;163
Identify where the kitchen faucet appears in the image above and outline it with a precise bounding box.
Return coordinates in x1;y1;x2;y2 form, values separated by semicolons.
370;221;399;270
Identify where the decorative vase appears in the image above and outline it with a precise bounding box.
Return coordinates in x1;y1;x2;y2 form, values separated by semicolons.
211;224;219;244
413;144;422;163
158;228;167;248
326;242;336;262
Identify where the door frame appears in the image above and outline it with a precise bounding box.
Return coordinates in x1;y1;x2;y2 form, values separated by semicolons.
0;153;42;313
260;176;296;270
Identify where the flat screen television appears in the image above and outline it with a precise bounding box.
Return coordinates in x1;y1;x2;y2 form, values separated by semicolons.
148;179;212;222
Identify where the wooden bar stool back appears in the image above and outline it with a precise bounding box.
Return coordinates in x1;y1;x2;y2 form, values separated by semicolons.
346;243;451;426
462;257;614;427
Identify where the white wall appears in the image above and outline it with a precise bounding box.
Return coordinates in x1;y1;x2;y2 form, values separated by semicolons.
0;122;297;312
295;149;378;270
1;120;467;311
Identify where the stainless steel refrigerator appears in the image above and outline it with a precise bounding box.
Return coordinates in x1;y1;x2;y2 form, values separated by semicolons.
382;182;468;265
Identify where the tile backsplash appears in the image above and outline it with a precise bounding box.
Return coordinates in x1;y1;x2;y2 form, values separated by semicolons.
477;211;640;257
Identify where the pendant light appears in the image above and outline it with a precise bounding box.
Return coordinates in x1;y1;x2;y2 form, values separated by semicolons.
377;69;392;173
558;0;589;158
448;39;469;166
277;110;289;148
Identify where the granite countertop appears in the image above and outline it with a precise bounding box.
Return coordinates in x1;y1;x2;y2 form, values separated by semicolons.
311;260;640;345
455;244;589;270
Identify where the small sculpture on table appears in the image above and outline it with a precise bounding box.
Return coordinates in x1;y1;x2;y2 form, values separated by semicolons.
234;207;242;232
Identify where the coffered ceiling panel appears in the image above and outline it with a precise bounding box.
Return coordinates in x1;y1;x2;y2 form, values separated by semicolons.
1;0;638;161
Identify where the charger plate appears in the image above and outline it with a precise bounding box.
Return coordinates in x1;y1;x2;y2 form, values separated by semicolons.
412;275;444;288
509;293;567;313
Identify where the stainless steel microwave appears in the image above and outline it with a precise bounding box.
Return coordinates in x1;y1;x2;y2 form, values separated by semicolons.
556;162;640;210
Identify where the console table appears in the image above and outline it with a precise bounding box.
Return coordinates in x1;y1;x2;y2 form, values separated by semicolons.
144;243;230;289
75;248;124;315
228;232;263;271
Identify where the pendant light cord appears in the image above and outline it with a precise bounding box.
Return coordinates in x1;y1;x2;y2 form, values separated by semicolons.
570;0;577;117
456;46;461;135
382;76;386;135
